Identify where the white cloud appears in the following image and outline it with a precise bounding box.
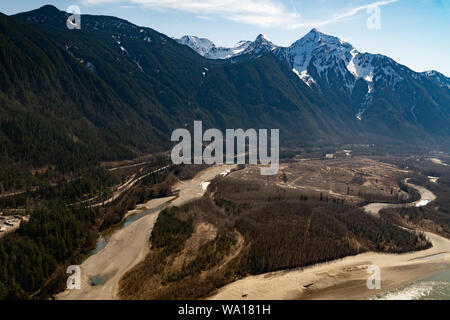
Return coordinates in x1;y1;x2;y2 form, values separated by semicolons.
291;0;399;29
81;0;398;29
82;0;299;27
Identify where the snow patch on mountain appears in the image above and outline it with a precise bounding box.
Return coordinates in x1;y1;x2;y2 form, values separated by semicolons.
176;34;277;60
207;40;252;59
177;36;215;56
85;62;95;73
292;68;316;87
112;35;128;55
356;82;375;121
348;51;375;83
176;28;448;110
176;35;276;60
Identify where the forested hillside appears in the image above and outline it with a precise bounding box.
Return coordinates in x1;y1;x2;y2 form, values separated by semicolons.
0;11;160;170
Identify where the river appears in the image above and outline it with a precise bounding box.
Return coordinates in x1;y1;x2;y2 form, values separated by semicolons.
363;180;450;300
57;164;235;300
210;178;450;300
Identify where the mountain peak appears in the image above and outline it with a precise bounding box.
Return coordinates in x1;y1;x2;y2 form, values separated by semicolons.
302;28;322;39
294;28;351;49
13;4;68;26
38;4;59;11
307;28;320;35
255;33;270;41
179;35;214;45
253;34;275;47
423;70;445;77
31;4;62;15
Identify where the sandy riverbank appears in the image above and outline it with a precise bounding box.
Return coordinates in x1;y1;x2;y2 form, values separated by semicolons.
209;231;450;300
171;165;236;207
209;180;450;300
57;164;235;300
56;196;174;300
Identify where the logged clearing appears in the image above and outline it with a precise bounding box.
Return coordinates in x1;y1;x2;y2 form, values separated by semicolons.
234;157;412;204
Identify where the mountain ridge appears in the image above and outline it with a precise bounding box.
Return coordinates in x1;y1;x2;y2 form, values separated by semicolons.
0;4;449;169
177;28;449;85
176;28;450;130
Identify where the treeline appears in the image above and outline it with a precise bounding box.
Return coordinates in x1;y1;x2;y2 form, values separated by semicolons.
0;166;118;209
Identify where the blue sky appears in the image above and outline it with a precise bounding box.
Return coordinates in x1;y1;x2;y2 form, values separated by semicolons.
1;0;449;75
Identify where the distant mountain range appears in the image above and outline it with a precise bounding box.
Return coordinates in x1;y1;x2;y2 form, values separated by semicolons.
177;35;254;60
177;31;450;90
177;30;450;125
0;5;449;169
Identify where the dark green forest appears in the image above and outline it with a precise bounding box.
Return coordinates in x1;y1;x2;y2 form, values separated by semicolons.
0;203;97;299
0;165;118;299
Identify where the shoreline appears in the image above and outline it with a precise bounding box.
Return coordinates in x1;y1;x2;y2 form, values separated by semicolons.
209;231;450;300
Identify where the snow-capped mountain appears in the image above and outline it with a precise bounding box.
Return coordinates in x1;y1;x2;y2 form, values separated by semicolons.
177;36;216;57
177;28;449;121
275;29;412;97
11;5;450;152
274;29;409;120
275;29;377;90
178;29;403;91
176;35;251;59
242;34;278;55
175;34;277;59
207;40;252;59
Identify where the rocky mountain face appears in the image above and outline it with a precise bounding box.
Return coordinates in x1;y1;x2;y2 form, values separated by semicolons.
179;28;450;146
0;5;449;171
176;35;252;59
